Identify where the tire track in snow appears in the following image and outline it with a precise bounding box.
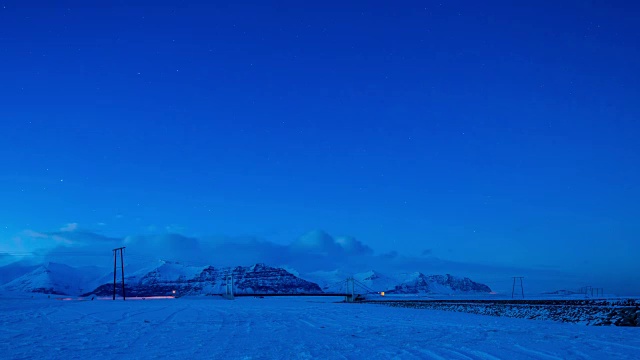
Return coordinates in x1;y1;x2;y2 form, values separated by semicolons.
415;349;448;360
461;348;502;360
436;348;476;360
588;340;640;351
2;298;639;359
120;304;191;351
120;305;171;321
513;344;564;360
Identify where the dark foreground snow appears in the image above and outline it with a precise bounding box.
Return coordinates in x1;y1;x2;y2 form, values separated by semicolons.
1;296;638;359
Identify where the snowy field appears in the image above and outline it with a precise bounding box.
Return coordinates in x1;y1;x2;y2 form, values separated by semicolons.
1;296;639;360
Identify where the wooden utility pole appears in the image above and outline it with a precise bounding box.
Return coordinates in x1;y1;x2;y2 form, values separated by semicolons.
112;247;126;300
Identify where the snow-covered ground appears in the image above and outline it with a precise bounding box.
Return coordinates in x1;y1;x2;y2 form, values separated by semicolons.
1;296;639;359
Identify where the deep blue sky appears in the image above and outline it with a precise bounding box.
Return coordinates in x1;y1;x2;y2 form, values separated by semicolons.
1;1;639;285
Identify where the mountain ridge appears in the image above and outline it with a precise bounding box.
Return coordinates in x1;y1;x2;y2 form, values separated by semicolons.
0;261;492;297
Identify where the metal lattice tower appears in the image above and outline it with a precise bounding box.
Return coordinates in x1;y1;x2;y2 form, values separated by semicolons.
511;276;524;299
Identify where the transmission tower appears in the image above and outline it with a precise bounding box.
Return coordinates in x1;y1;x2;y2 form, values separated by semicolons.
511;276;524;299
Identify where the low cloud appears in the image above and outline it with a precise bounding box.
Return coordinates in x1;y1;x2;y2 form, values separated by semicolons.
60;223;79;232
6;225;123;267
124;234;202;264
8;227;542;276
182;230;378;273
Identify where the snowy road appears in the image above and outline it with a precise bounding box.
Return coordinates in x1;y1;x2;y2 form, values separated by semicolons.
1;297;638;359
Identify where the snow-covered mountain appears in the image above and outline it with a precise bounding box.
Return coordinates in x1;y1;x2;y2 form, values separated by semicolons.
85;262;323;297
0;260;491;297
387;273;491;294
1;262;104;295
307;270;491;295
354;270;404;292
0;261;39;286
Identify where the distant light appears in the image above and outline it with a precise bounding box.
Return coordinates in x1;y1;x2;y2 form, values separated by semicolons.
380;292;385;296
172;290;176;294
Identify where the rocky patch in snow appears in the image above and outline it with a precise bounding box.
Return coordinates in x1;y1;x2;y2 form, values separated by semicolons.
372;299;639;326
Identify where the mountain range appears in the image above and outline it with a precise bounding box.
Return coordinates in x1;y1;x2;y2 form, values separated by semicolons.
306;269;491;294
0;261;492;297
86;261;322;297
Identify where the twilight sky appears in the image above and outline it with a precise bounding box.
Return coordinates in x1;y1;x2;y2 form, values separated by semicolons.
0;1;639;293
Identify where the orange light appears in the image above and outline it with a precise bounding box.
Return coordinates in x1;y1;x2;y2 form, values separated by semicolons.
380;292;385;296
